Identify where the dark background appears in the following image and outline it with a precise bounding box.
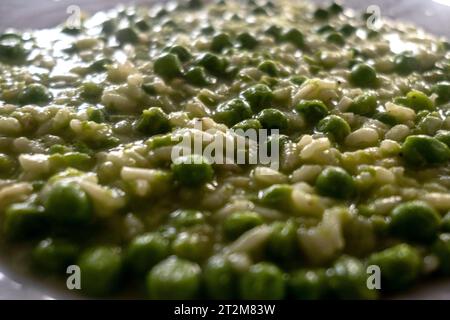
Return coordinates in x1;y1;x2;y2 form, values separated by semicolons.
0;0;449;38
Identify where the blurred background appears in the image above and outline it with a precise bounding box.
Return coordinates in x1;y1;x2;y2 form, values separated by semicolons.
0;0;449;37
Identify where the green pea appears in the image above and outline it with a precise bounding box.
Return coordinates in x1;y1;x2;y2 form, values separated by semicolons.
326;32;345;46
210;33;233;53
236;32;259;50
167;45;192;62
232;119;262;132
350;63;378;88
62;152;93;171
0;33;28;64
404;90;434;111
290;75;308;85
101;19;116;34
49;144;70;154
432;234;450;275
432;81;450;105
135;19;150;31
315;166;355;199
374;112;399;126
214;98;253;127
18;83;52;106
223;211;263;240
288;269;325;300
0;153;16;176
80;82;103;103
141;82;157;95
146;256;201;299
256;108;288;131
401;135;450;166
169;209;205;228
442;40;450;51
258;184;292;209
126;233;170;274
316;25;335;34
63;26;82;36
348;93;377;116
44;182;93;226
89;58;113;73
197;53;228;77
266;220;298;261
435;130;450;148
184;67;211;87
416;115;442;136
442;212;450;232
171;154;214;187
316;115;351;142
200;25;215;35
394;53;419;75
367;29;380;38
153;53;183;80
314;8;329;20
327;256;377;299
295;99;329;124
78;246;123;296
328;1;343;14
239;262;286;299
339;24;356;36
203;255;238;299
115;27;139;44
135;107;171;136
265;25;283;41
282;28;305;49
242;84;274;112
86;107;106;123
147;133;179;150
32;238;78;273
252;6;268;15
390;201;440;243
3;203;48;240
172;231;212;262
186;0;203;9
257;60;278;77
367;244;421;291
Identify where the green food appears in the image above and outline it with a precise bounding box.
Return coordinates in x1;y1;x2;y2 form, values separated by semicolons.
135;107;171;136
256;108;289;131
288;269;325;300
315;166;356;199
78;246;123;296
316;115;351;142
32;238;79;272
295;100;329;124
146;256;201;299
368;244;421;291
223;211;263;240
350;63;378;88
239;262;286;299
203;255;238;299
44;182;93;226
0;0;449;300
401;135;450;166
171;154;214;187
214;98;252;127
390;201;441;243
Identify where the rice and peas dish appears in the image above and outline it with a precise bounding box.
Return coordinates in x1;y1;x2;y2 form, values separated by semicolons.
0;0;449;299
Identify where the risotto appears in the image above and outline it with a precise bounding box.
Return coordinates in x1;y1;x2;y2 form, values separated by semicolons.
0;0;449;299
